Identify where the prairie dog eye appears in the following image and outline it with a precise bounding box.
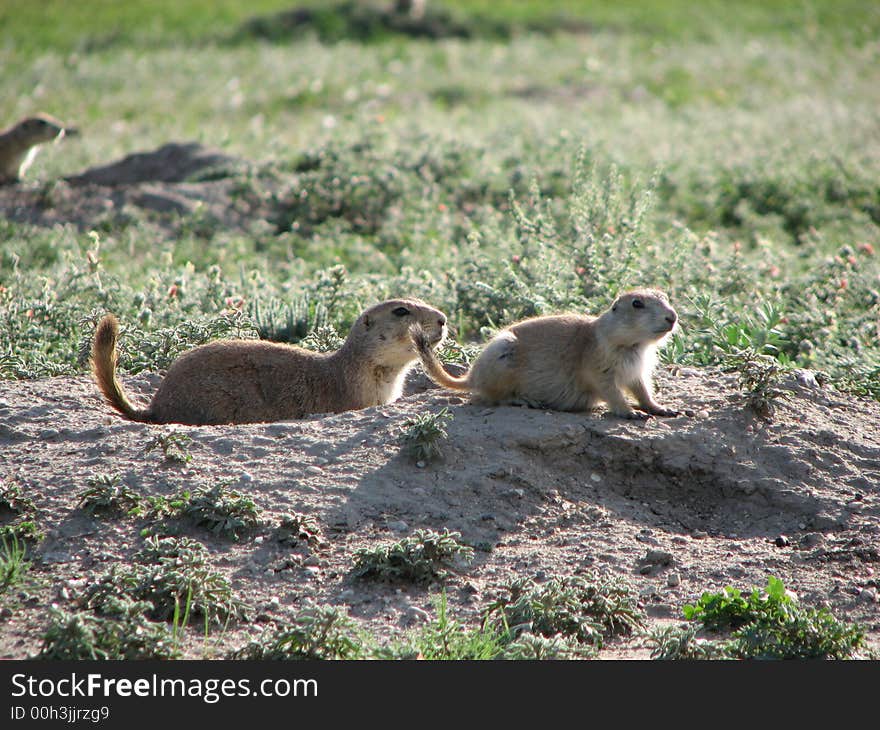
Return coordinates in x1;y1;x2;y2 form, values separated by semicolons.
632;299;645;309
391;306;410;317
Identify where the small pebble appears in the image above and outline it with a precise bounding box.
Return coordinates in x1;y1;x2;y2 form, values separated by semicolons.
667;573;681;587
387;520;409;532
638;565;652;575
774;535;790;548
253;535;264;545
590;473;601;483
692;531;708;540
239;472;254;483
416;461;426;469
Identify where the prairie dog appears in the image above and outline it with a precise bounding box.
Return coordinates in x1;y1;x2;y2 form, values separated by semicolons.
0;114;78;184
91;299;448;425
414;289;679;419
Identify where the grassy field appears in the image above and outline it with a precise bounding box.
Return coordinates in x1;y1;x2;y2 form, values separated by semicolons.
1;0;879;394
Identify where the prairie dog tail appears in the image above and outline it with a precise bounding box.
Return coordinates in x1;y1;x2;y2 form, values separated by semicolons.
90;314;152;422
411;326;471;392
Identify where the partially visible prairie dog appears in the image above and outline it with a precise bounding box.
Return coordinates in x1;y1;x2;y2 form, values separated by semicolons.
91;299;448;425
0;113;79;184
414;289;679;419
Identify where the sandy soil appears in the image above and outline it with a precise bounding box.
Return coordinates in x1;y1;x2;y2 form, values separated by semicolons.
1;362;878;659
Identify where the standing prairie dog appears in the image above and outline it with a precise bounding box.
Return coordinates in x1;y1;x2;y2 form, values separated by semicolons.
91;299;448;425
414;289;679;419
0;114;78;184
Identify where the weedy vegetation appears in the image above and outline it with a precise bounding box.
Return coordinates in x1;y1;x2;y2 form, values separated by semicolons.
181;483;261;540
144;429;194;464
76;473;141;517
483;574;646;649
82;535;245;626
662;576;869;660
352;528;474;583
228;604;365;660
399;407;454;463
0;535;30;594
36;604;182;660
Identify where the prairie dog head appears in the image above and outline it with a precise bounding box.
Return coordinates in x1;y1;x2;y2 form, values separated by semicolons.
605;289;678;348
352;298;448;367
11;114;77;145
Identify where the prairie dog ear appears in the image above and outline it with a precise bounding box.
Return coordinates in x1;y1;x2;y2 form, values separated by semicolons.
363;314;372;329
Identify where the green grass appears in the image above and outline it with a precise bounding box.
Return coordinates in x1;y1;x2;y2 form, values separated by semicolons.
0;535;30;593
2;5;877;390
3;1;878;57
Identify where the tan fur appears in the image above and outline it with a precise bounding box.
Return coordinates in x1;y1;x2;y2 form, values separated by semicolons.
91;299;448;425
0;113;78;184
414;289;679;419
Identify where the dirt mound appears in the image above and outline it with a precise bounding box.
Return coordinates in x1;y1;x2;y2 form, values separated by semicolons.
65;142;241;186
0;364;878;657
0;142;262;232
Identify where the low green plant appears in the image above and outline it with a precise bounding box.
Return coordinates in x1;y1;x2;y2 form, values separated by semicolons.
0;520;43;545
83;536;244;625
682;576;867;659
275;512;325;549
0;534;30;593
683;575;794;631
35;606;180;660
484;574;646;648
400;407;453;463
228;604;364;660
724;349;792;418
135;492;190;521
0;482;36;516
409;591;506;660
76;473;140;517
144;430;193;464
352;528;474;583
647;624;732;660
732;608;867;660
501;631;597;660
0;483;41;546
182;483;260;540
